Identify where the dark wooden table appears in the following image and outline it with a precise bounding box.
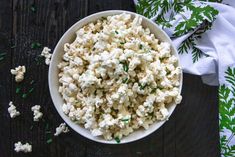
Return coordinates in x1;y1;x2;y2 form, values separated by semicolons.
0;0;220;157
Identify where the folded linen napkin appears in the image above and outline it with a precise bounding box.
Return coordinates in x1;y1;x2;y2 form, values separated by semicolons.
134;0;235;156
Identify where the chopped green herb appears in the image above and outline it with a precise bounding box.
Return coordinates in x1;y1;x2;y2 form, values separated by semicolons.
120;61;129;72
166;71;171;75
16;87;21;94
139;44;143;49
46;138;53;144
31;42;42;49
22;93;27;98
0;52;7;61
101;17;106;20
114;137;120;143
122;63;128;72
11;45;16;49
115;30;119;34
0;53;6;57
92;47;96;51
122;78;129;84
30;80;35;85
120;42;125;45
121;118;129;122
150;88;157;94
29;88;34;93
139;83;147;90
30;4;36;12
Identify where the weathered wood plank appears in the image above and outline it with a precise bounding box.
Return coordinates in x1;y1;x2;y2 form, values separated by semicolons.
174;74;220;157
0;0;13;157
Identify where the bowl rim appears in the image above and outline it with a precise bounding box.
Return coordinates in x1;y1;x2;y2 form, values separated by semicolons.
49;10;183;144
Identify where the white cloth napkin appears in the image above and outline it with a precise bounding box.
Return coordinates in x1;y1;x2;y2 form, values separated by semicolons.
134;0;235;156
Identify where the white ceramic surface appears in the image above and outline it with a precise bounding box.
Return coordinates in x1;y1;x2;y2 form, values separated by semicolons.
48;10;183;144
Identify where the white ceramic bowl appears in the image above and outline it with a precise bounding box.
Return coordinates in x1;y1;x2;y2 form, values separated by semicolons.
49;10;183;144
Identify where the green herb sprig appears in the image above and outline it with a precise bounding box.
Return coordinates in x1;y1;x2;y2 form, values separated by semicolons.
139;83;147;90
120;62;129;72
0;53;6;61
114;137;120;143
31;42;42;49
122;78;129;84
11;45;16;49
30;4;37;13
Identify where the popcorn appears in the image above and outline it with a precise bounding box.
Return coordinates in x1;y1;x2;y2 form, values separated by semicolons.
54;123;69;136
41;47;52;65
57;13;182;141
10;65;26;82
8;101;20;118
31;105;43;121
14;142;32;153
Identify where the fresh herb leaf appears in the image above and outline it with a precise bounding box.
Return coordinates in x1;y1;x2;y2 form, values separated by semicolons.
114;137;120;143
30;4;37;12
166;70;171;75
115;30;119;34
11;44;16;49
0;57;4;61
120;42;125;45
122;78;129;84
31;42;42;49
139;83;147;90
29;88;34;93
123;64;128;72
139;44;143;49
46;138;53;144
22;93;27;98
16;87;21;94
30;80;35;85
0;53;6;57
120;62;129;72
121;118;129;122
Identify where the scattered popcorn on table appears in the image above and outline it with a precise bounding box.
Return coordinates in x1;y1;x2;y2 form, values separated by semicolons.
41;47;52;65
8;101;20;118
31;105;43;121
10;65;26;82
54;123;69;136
14;141;32;153
58;13;182;141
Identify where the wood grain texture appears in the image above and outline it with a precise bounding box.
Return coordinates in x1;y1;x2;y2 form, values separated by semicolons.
0;0;220;157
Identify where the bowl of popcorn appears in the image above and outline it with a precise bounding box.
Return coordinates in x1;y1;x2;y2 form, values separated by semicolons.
49;10;183;144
